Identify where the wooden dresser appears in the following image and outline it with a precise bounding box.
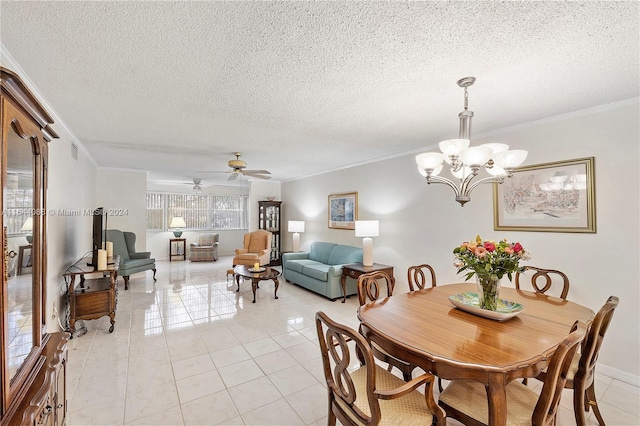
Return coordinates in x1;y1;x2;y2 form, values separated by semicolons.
1;67;69;425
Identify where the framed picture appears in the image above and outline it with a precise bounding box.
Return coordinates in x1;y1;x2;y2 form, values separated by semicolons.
328;192;358;230
493;157;596;233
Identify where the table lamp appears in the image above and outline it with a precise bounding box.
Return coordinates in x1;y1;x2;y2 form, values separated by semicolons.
355;220;379;267
169;217;186;238
21;217;33;244
288;220;305;252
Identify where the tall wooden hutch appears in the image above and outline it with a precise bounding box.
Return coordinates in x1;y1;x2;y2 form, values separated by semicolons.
1;67;68;425
258;200;282;266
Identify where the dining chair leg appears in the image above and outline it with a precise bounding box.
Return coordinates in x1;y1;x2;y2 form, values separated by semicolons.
573;379;587;426
586;382;606;425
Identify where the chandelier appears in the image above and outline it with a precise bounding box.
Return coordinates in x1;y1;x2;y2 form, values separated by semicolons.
416;77;528;206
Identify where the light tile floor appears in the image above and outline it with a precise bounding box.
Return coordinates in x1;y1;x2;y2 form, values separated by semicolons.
66;257;639;425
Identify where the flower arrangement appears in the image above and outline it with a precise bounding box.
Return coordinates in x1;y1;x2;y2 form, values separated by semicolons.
453;235;529;281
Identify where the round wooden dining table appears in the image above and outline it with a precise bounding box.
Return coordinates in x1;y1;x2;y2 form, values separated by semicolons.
357;283;594;426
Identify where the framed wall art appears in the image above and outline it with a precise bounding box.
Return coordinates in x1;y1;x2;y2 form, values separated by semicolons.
328;192;358;230
493;157;596;233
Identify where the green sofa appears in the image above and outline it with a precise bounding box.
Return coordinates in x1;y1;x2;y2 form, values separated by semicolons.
106;229;156;290
282;242;363;300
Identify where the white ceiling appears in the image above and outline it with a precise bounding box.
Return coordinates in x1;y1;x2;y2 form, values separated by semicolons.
1;1;638;188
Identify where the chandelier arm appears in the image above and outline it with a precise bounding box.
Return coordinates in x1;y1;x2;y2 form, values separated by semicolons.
426;176;462;197
464;176;506;196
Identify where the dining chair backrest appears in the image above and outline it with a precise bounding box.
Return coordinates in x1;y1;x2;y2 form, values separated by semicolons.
315;311;445;426
533;320;587;426
515;266;570;299
357;271;394;306
407;264;437;291
579;296;618;376
315;311;380;424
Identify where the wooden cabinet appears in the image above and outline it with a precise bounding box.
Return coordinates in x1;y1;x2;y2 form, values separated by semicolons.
1;67;68;425
63;256;120;336
258;201;282;266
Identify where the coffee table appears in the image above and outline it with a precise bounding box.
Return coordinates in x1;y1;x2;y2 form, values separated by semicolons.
233;265;280;303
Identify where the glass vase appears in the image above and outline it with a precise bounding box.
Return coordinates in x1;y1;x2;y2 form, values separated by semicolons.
476;274;501;311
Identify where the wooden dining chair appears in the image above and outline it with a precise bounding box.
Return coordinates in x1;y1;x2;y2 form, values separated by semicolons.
315;311;445;426
357;271;420;381
515;266;570;300
407;263;437;291
536;295;618;426
438;320;587;426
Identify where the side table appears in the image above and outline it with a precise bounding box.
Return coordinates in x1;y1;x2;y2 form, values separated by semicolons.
170;238;186;261
340;263;395;303
63;255;120;337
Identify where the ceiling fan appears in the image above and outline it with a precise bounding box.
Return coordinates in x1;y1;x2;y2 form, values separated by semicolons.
181;178;205;193
197;152;271;180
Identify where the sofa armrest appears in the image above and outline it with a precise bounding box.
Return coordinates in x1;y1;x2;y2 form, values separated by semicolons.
282;252;310;262
129;252;151;259
190;243;200;248
235;248;248;255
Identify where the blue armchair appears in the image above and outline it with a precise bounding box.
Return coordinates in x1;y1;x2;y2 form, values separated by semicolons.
106;229;156;290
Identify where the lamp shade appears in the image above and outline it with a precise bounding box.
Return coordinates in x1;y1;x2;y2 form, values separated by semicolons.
288;220;305;233
169;217;186;228
21;217;33;232
355;220;379;238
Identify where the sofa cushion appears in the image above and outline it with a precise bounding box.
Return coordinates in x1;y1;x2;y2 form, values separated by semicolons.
302;263;331;282
285;260;308;274
122;258;155;269
309;242;337;264
328;244;363;265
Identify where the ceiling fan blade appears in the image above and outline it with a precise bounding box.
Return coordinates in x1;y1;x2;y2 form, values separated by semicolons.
242;169;271;175
244;173;271;180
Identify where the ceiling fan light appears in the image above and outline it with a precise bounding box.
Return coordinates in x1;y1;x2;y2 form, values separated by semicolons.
439;139;470;156
459;146;492;167
416;152;445;171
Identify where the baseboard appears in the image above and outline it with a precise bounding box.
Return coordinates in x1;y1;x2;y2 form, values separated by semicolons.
598;363;640;387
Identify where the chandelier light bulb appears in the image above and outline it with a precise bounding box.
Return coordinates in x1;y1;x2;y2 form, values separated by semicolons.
459;146;492;167
416;152;445;170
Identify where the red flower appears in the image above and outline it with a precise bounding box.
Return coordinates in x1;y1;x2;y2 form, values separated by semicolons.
512;242;523;253
484;241;496;252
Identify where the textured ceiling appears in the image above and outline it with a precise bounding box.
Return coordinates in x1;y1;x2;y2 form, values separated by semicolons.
1;1;638;188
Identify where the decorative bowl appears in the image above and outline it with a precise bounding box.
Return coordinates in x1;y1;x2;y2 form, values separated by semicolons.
266;197;276;201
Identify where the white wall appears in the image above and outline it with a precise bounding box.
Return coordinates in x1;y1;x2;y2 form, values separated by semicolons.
281;100;640;384
96;168;148;247
46;136;98;330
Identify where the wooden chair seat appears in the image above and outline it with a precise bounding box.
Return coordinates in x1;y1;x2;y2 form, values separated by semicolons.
439;380;543;426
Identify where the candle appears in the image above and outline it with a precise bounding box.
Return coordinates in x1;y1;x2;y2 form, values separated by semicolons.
97;249;107;270
254;262;260;270
106;241;113;258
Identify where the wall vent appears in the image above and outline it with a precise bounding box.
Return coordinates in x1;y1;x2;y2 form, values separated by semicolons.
71;143;78;160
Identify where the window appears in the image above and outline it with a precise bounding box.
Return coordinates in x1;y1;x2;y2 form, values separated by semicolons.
5;173;33;236
146;192;247;231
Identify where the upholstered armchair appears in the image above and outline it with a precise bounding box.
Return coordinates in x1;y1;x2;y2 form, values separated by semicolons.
106;229;157;290
233;229;272;266
189;233;219;262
